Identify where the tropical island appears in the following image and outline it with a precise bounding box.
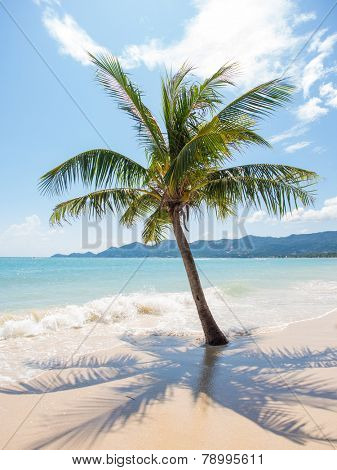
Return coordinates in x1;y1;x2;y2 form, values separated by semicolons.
52;231;337;258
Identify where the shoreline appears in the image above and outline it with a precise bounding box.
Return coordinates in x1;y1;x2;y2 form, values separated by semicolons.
251;305;337;335
1;299;336;345
0;308;336;449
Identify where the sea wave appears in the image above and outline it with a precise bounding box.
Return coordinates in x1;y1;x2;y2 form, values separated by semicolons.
1;279;337;342
1;281;337;385
0;289;211;341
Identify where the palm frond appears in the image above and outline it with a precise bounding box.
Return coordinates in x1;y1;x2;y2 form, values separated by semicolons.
197;188;237;219
120;193;160;227
165;118;270;187
166;133;229;187
161;64;195;156
213;164;317;184
203;164;318;217
166;62;195;100
41;60;317;244
218;78;295;124
163;62;238;142
50;189;141;225
39;149;148;196
142;209;171;244
195;62;238;111
90;53;167;157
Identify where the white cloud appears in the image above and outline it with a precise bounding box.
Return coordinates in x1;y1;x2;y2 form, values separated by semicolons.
37;0;337;108
283;197;337;222
320;82;337;108
284;140;311;153
315;31;337;55
36;0;337;154
119;0;305;86
296;97;328;122
42;10;107;65
0;215;60;241
0;215;134;257
270;28;337;145
312;145;326;154
245;197;337;226
0;215;65;256
269;124;308;144
245;210;268;223
293;12;316;26
37;0;337;111
33;0;60;5
301;54;327;98
1;215;41;237
301;31;337;97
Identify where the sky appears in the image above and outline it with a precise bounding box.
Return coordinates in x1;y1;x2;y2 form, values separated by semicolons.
1;0;337;256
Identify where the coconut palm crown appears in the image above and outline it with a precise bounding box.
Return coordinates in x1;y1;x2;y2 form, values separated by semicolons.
40;54;318;345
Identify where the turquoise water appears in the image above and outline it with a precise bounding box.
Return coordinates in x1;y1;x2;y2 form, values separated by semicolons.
2;257;337;313
1;257;337;383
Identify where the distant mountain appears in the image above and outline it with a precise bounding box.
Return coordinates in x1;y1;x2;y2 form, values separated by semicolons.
52;251;96;258
52;231;337;258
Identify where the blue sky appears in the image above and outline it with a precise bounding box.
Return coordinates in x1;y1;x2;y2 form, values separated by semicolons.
1;0;337;256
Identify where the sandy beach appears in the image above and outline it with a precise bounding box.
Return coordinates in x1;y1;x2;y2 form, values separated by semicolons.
0;309;336;450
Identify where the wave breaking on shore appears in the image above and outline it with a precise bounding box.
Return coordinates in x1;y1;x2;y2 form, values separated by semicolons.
1;279;337;342
0;289;220;341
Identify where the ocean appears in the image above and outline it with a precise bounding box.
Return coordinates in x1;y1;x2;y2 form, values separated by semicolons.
0;257;337;383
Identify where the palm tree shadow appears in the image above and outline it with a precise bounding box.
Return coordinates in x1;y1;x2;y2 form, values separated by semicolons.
1;336;337;449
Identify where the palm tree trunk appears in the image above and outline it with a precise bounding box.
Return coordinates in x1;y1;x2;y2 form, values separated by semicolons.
171;209;228;346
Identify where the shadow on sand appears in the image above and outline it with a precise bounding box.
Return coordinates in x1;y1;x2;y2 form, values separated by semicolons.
1;336;337;449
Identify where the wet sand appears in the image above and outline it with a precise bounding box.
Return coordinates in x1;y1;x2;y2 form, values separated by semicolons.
0;310;337;450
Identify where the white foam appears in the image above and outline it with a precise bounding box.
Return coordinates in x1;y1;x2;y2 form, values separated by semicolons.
1;281;337;385
2;279;337;342
0;290;202;341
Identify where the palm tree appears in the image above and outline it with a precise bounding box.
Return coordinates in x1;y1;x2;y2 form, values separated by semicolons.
40;54;318;346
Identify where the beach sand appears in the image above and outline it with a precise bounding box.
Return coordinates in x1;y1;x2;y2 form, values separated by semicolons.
0;310;337;450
